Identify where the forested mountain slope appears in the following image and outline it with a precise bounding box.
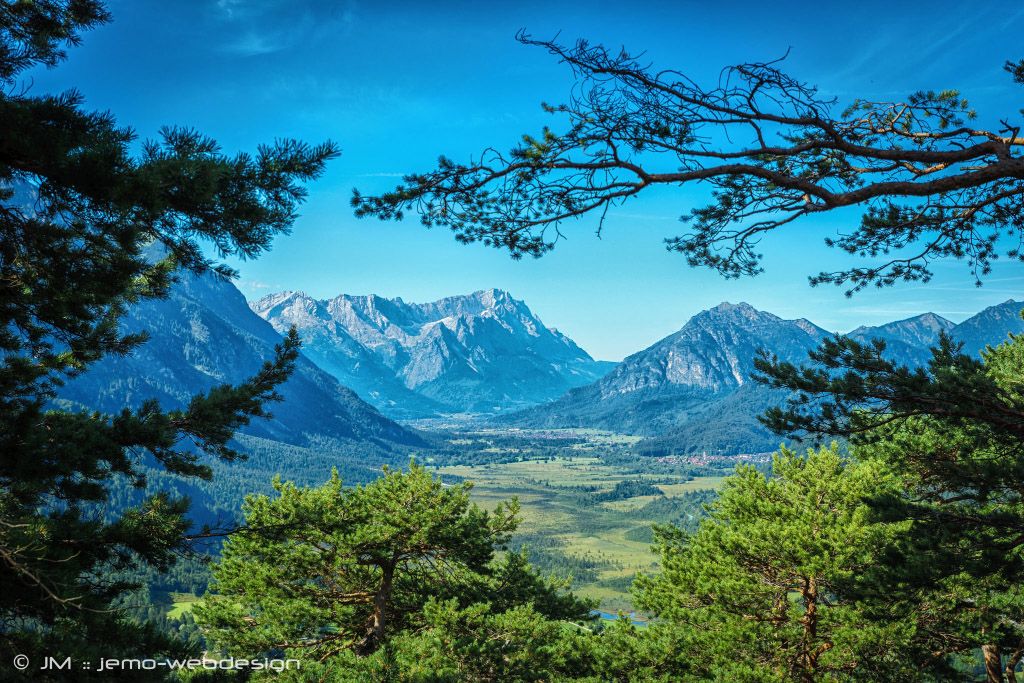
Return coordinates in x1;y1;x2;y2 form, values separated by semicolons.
509;300;1024;455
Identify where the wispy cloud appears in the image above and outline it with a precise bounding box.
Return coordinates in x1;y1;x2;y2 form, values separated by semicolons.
818;5;1015;96
239;279;281;294
1003;4;1024;29
216;0;244;19
215;0;358;58
224;31;286;57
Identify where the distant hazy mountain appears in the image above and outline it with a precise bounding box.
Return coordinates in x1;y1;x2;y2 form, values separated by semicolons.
844;301;1022;367
58;267;423;450
247;290;446;418
951;299;1024;359
508;300;1024;456
252;288;615;415
848;312;956;366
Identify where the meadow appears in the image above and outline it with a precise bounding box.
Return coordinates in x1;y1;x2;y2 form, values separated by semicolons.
434;455;725;612
166;429;731;619
168;593;199;619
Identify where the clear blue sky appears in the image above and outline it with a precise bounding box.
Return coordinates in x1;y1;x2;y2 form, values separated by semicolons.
27;0;1024;360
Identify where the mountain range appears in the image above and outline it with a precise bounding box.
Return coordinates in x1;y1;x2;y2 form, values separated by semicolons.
57;266;423;451
251;288;615;416
58;261;1024;460
503;302;830;452
509;300;1024;455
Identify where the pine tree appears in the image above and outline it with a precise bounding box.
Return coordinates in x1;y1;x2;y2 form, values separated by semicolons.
0;1;338;676
628;445;921;682
195;463;594;678
756;324;1024;679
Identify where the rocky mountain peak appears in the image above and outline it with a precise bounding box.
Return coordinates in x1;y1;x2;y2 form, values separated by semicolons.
253;288;612;414
849;312;957;361
916;312;956;329
251;290;329;328
697;302;783;325
475;287;514;307
511;298;1024;457
950;300;1024;358
710;301;755;313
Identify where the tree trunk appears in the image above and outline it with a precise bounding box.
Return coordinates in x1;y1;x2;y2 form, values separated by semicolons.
371;564;394;643
358;562;395;655
800;575;819;683
1004;639;1024;683
983;643;1003;683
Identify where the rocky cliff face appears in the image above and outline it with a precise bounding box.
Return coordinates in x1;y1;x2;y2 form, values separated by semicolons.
593;302;828;398
252;288;615;415
507;302;827;437
58;268;423;448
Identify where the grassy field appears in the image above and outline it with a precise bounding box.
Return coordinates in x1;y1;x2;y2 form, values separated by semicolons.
168;592;199;618
434;457;724;613
165;450;728;621
657;478;728;496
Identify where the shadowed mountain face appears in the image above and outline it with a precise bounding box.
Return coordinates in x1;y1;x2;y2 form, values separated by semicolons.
849;313;957;366
851;312;956;348
950;300;1024;359
57;268;424;449
507;300;1024;456
252;288;615;416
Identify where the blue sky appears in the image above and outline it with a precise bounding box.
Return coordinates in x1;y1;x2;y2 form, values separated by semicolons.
27;0;1024;360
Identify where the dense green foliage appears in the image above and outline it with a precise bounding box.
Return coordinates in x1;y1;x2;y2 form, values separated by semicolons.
101;434;411;531
629;446;920;682
193;437;1024;682
594;479;664;502
196;464;595;680
0;1;337;675
757;322;1024;680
